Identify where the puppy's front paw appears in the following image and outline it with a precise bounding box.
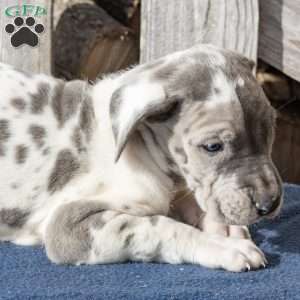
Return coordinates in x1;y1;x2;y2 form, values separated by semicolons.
220;239;266;272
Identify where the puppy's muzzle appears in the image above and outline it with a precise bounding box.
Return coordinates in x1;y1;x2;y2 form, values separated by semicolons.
255;194;281;216
246;161;283;218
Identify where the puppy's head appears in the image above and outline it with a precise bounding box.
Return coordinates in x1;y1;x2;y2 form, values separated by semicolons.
110;44;283;226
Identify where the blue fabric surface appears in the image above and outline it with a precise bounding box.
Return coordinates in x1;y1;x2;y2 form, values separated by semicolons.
0;184;300;300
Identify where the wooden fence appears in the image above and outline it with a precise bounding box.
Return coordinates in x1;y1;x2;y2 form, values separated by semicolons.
140;0;259;63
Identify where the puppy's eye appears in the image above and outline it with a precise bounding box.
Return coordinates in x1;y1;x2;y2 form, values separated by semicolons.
202;142;224;153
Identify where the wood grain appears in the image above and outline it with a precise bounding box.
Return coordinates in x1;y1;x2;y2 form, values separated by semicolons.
0;0;52;74
258;0;300;82
272;108;300;183
95;0;140;25
140;0;259;63
53;3;138;80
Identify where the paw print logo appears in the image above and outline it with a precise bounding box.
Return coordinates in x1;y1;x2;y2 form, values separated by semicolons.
5;17;44;48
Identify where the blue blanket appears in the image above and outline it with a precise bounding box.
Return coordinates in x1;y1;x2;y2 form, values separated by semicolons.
0;184;300;300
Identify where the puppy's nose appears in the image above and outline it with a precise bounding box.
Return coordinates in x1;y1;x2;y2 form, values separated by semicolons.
256;196;281;216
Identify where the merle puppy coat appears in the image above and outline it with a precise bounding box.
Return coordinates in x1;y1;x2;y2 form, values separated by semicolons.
0;45;282;272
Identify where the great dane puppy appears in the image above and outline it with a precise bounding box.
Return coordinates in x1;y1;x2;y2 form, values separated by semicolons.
0;44;282;272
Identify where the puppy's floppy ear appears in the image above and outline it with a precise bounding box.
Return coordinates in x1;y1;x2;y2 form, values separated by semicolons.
239;55;256;72
245;58;256;73
110;80;178;162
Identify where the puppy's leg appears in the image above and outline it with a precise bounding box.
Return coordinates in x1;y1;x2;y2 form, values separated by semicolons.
45;200;265;272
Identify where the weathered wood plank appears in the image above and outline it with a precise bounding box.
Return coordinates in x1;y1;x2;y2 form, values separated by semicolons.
0;0;52;74
140;0;259;63
95;0;140;25
258;0;300;82
54;2;138;81
272;108;300;183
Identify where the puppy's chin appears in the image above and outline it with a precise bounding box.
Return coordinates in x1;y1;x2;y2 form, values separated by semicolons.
195;190;260;226
202;207;258;226
218;205;259;226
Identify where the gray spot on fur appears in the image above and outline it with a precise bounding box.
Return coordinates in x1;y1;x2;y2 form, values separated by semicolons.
109;88;122;120
154;63;178;81
154;54;214;102
72;126;86;153
52;80;90;128
152;242;163;262
45;201;105;264
15;144;28;164
28;125;46;148
79;96;95;141
124;233;134;248
48;149;80;194
0;119;10;140
214;87;221;94
11;98;26;111
184;127;190;134
149;216;159;226
0;119;10;156
42;147;51;156
11;183;19;189
119;221;129;233
51;81;65;125
0;208;28;227
30;82;51;114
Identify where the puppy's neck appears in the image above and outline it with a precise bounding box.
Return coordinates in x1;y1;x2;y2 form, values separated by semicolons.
138;121;182;183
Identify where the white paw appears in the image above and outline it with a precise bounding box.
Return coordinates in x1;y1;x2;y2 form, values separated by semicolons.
220;238;266;272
